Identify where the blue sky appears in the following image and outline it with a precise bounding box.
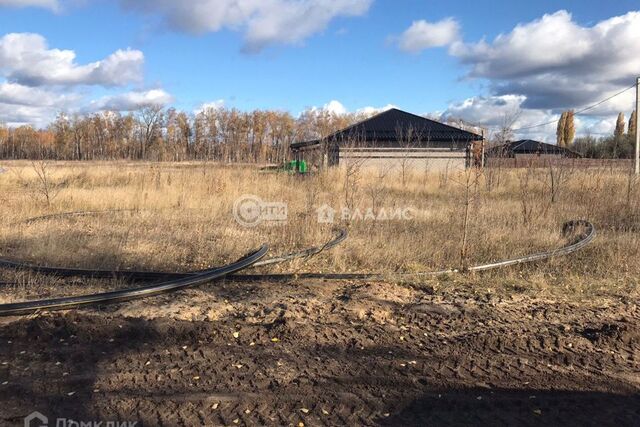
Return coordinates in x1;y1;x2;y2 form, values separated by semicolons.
0;0;639;140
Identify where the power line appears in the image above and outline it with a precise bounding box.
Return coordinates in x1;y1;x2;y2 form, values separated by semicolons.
511;83;638;133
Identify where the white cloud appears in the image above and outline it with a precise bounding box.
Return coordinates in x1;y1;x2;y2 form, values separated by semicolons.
442;95;559;142
0;82;79;107
395;18;460;53
0;32;159;127
0;103;56;127
323;100;348;115
195;99;225;115
119;0;372;52
0;33;144;87
415;10;640;141
441;94;620;141
304;100;396;117
577;117;615;137
89;89;174;111
0;0;59;11
448;10;640;111
356;103;396;115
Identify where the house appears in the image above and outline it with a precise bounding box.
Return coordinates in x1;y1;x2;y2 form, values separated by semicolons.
290;108;484;171
487;140;582;160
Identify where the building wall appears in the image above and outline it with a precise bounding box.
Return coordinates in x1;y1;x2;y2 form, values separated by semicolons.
514;153;563;160
338;147;467;172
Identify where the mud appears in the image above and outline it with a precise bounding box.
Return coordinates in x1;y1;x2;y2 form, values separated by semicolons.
0;280;639;426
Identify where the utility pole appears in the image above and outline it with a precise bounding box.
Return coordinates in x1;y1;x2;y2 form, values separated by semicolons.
636;77;640;175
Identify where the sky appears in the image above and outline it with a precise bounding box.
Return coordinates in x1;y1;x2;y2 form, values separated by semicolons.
0;0;639;141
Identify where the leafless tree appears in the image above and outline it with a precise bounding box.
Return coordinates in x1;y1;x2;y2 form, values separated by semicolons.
137;105;164;159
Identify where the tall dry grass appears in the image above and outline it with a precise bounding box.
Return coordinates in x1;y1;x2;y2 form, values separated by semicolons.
0;160;638;301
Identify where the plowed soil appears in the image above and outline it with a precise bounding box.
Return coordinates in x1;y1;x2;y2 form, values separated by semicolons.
0;280;639;426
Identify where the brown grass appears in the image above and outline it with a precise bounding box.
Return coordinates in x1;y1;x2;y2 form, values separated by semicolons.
0;160;638;302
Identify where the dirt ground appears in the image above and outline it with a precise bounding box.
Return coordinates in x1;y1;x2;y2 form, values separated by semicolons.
0;279;639;426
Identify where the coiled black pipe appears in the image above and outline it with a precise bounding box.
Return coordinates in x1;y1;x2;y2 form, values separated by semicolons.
0;229;347;281
0;221;595;316
0;245;268;316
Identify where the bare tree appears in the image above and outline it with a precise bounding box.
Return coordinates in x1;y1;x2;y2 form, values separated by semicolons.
137;105;164;159
395;123;421;187
493;110;521;145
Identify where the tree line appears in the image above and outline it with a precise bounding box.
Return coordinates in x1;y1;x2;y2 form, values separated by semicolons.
0;106;367;163
573;110;638;159
1;105;637;162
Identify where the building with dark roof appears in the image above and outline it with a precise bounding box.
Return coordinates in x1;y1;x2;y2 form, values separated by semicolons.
291;108;484;171
487;140;582;159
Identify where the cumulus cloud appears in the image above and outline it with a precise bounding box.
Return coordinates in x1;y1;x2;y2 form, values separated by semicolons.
0;0;59;11
441;94;619;141
441;95;559;142
195;99;225;114
119;0;372;52
448;10;640;111
0;82;79;107
305;100;396;116
0;33;144;87
413;10;640;141
0;32;161;127
89;89;174;111
322;100;348;115
395;18;460;53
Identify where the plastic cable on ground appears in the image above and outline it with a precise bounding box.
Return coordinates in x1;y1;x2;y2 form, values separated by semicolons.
0;245;268;316
0;229;347;281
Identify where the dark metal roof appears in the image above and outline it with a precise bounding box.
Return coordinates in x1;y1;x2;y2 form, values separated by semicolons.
488;140;582;158
291;108;483;150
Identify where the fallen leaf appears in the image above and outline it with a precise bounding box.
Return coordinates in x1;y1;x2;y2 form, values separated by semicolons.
301;408;309;414
212;403;219;409
322;409;329;415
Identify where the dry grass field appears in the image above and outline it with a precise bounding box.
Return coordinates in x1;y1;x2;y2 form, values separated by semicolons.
0;160;638;300
0;161;639;426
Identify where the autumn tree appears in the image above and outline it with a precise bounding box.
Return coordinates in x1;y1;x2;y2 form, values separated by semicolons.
615;113;626;139
563;110;575;146
556;112;567;147
629;110;637;139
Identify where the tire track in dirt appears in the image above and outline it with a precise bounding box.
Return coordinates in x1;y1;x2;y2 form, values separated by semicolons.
0;281;638;426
